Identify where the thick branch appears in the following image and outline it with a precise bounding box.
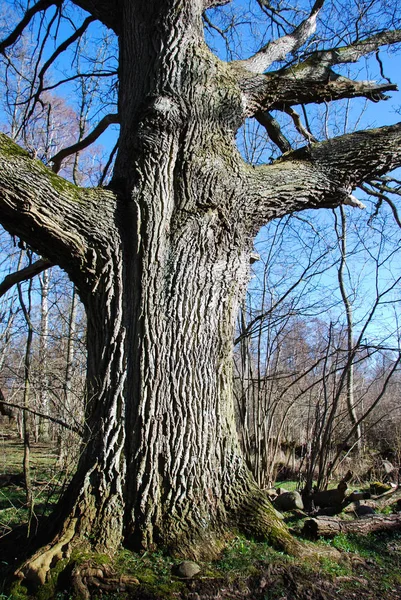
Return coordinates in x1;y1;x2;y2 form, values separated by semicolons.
235;0;324;73
309;30;401;68
0;0;61;54
245;123;401;229
0;258;53;298
0;134;117;293
50;113;120;173
256;111;292;153
236;29;401;115
239;66;397;116
71;0;121;34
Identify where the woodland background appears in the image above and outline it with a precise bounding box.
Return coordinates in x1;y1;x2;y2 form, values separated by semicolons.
0;0;401;523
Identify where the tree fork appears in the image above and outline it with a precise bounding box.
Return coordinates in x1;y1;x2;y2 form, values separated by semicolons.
2;0;401;588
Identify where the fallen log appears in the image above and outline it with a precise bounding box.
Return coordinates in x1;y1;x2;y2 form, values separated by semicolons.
303;513;401;539
344;489;401;514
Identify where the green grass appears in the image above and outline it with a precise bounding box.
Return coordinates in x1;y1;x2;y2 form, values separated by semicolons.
0;426;66;540
2;427;401;599
275;480;299;492
213;535;291;576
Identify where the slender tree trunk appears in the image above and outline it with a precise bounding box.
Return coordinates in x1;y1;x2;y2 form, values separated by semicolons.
58;284;78;458
17;275;35;533
38;269;49;441
337;206;362;451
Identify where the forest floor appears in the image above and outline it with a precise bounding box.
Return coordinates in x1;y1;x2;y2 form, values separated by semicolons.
1;422;401;599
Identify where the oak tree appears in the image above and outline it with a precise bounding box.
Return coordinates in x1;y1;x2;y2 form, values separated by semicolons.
1;0;401;587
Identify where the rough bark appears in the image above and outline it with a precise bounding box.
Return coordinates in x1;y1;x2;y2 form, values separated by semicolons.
1;0;401;587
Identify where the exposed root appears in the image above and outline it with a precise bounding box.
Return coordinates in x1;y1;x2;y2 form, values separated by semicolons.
238;490;304;556
72;560;140;600
14;518;78;586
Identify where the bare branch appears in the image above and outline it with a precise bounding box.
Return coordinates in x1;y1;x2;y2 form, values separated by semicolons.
71;1;122;33
0;396;83;435
42;71;117;93
255;111;292;153
284;107;317;144
236;29;401;116
30;16;96;113
245;122;401;228
311;29;401;68
0;0;61;54
361;181;401;229
234;0;324;73
0;258;53;298
50;113;120;173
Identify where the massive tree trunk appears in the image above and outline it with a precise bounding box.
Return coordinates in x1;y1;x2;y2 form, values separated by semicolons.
1;0;401;587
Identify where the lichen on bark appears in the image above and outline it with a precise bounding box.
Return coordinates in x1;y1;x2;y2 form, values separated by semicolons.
1;0;401;590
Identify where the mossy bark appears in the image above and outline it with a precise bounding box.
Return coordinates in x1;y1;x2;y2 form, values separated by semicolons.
1;0;401;588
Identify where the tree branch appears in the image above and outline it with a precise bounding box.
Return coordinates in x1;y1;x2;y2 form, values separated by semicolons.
236;29;401;116
239;65;397;117
0;259;53;298
309;29;401;68
50;113;120;173
255;111;292;153
244;123;401;229
234;0;324;73
0;396;83;436
0;0;62;54
71;0;122;34
29;16;96;118
203;0;231;8
284;107;317;144
0;134;117;293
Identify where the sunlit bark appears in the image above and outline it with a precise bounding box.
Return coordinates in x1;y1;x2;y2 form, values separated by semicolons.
1;0;401;587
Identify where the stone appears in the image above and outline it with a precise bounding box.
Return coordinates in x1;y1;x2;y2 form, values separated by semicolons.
355;505;376;517
273;491;304;512
173;561;201;578
348;491;371;502
382;460;395;475
370;481;392;495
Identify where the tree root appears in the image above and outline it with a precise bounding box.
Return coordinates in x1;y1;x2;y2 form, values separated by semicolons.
71;561;140;600
238;489;304;556
14;518;78;586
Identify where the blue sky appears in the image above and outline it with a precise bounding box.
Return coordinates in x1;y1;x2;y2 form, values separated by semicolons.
1;0;400;353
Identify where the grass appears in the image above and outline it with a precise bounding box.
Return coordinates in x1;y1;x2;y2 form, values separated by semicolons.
2;425;401;598
0;425;65;540
275;480;299;492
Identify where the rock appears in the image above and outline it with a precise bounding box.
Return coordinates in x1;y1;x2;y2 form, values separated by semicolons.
370;481;392;495
173;561;201;578
348;491;371;502
355;505;376;517
273;491;304;512
382;460;395;475
316;506;342;517
272;507;285;520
